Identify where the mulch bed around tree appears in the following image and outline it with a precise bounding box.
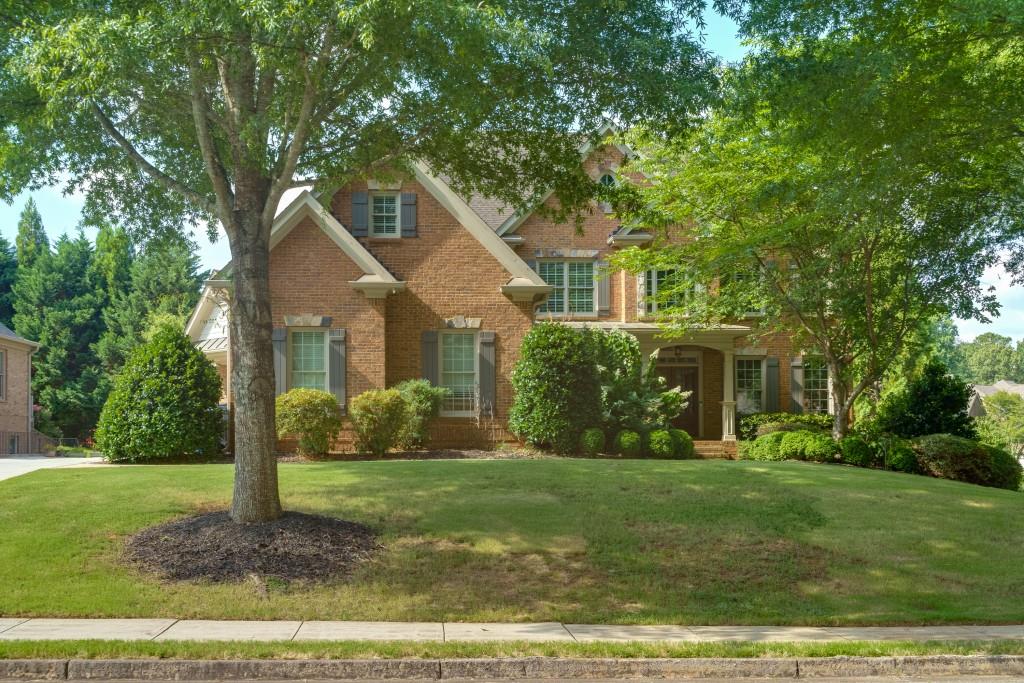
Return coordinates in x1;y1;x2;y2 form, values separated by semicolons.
125;511;380;583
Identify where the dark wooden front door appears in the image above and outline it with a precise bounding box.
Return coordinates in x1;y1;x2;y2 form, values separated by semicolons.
657;365;700;437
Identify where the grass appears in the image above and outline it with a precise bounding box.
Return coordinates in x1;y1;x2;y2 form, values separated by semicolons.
1;459;1022;625
3;639;1024;661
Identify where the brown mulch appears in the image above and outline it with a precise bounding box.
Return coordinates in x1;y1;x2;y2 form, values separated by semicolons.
124;511;380;583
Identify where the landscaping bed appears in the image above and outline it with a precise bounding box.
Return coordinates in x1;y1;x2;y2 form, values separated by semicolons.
125;511;379;583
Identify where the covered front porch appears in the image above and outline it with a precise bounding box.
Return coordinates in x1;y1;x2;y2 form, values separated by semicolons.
566;321;751;443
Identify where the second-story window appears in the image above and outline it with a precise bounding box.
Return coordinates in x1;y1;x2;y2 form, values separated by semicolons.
537;261;595;315
371;193;399;237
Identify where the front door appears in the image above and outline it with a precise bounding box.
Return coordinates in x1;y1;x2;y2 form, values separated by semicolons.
658;365;700;437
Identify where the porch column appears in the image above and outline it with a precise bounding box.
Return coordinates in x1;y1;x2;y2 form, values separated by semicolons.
722;349;737;441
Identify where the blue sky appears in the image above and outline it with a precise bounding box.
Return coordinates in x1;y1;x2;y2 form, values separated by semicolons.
0;10;1020;342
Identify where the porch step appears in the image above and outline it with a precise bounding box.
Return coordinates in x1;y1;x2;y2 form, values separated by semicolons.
693;440;737;460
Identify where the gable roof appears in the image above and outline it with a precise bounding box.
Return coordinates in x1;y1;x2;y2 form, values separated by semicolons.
0;322;39;349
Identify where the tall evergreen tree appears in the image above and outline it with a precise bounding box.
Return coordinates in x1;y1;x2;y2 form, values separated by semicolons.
14;198;48;268
94;232;204;379
0;235;17;327
91;224;133;304
13;232;104;438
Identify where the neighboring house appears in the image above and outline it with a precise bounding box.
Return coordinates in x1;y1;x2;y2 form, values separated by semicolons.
0;322;40;454
186;132;827;454
968;380;1024;417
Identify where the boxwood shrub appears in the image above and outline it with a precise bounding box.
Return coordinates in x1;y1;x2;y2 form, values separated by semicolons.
744;432;787;461
912;433;1022;490
579;427;606;456
839;434;875;467
275;388;342;456
394;379;448;449
803;432;841;462
884;438;919;473
778;431;811;460
669;428;694;459
350;389;408;456
614;429;642;458
646;429;675;459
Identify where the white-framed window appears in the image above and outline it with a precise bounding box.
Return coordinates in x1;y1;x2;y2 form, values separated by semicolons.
0;349;6;401
440;331;477;416
735;357;765;414
644;269;700;314
536;260;595;315
803;358;830;414
289;329;328;390
371;193;400;237
598;172;616;188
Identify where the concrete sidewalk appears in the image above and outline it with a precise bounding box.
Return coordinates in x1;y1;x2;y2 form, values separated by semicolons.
0;455;98;482
1;618;1023;642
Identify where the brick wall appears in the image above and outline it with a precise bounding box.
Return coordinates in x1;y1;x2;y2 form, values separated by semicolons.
0;343;32;433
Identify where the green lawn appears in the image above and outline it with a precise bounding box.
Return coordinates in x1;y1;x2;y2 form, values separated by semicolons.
1;459;1022;625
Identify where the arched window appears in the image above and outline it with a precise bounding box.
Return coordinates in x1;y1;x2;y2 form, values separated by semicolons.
598;172;616;188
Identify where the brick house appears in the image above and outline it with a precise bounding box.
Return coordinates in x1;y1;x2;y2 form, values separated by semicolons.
187;137;831;454
0;322;40;454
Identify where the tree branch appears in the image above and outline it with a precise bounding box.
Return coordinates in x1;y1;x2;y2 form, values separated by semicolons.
188;55;235;225
90;102;216;214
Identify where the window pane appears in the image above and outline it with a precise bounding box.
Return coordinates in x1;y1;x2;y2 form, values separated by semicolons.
372;194;398;235
537;262;566;314
291;331;326;390
568;262;594;313
441;333;476;413
736;359;763;414
804;359;829;414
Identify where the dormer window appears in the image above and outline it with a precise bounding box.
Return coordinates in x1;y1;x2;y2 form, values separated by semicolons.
599;172;616;188
371;193;400;237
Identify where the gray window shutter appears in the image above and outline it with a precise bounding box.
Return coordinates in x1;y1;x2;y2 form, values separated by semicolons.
790;356;804;414
478;331;496;417
272;328;287;396
764;356;780;412
351;191;369;237
400;193;417;237
596;260;611;315
421;330;439;385
329;329;347;414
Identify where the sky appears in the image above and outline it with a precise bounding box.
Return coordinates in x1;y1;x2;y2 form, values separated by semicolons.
0;10;1020;343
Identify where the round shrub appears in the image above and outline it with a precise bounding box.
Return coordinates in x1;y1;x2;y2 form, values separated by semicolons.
614;430;642;458
983;445;1023;491
394;379;448;449
778;431;811;460
745;431;786;461
96;327;222;463
876;359;977;439
275;388;342;456
884;438;919;473
646;429;675;459
509;323;602;453
579;427;606;456
803;432;841;462
839;435;875;467
350;389;408;456
669;428;694;459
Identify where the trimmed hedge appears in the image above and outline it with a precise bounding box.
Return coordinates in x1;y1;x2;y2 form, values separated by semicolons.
394;379;448;450
839;434;875;467
744;431;787;461
739;412;833;441
912;433;1022;490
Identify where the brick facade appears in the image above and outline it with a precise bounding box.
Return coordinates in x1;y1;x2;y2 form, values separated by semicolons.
0;342;34;435
200;144;805;454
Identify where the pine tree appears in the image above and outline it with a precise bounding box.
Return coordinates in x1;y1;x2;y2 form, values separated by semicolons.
0;236;17;327
14;198;48;268
91;224;132;304
13;232;104;438
94;232;204;378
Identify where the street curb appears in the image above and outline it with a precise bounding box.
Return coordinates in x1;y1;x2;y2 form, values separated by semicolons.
0;655;1018;679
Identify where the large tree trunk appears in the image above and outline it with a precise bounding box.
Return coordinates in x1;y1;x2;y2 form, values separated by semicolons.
226;202;282;523
828;360;851;440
